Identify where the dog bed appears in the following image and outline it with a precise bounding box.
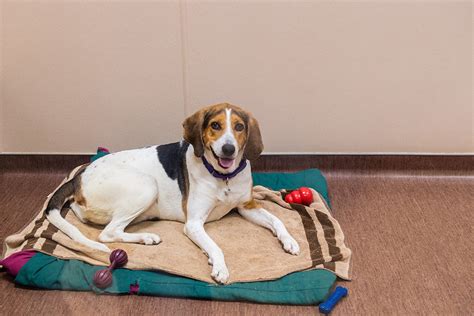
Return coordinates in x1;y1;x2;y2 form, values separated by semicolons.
1;156;351;304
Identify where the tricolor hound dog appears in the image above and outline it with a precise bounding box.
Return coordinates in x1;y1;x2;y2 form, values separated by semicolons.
45;103;300;283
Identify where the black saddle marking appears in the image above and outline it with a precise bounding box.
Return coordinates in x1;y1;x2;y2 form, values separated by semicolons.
156;142;189;194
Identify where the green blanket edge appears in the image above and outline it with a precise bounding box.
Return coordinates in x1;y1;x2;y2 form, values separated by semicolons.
16;253;336;305
14;169;335;305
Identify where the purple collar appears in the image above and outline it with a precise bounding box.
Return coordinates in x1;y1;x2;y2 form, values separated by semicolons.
202;155;247;180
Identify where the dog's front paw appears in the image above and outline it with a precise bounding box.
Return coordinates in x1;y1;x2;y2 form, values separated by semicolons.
139;233;161;245
89;241;111;253
211;261;229;284
281;234;300;255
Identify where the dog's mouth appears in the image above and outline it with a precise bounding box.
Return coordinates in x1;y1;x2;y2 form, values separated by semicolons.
211;148;235;169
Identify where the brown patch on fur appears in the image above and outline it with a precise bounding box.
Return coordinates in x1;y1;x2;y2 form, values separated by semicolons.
244;115;263;161
231;113;247;152
182;108;206;157
242;199;262;210
74;182;87;207
202;111;226;150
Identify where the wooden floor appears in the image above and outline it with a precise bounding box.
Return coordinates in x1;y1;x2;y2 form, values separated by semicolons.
0;157;473;315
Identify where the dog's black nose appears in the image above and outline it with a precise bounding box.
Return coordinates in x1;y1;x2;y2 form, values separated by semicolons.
222;144;235;156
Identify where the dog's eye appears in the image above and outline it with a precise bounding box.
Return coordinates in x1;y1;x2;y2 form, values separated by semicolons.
211;122;221;130
235;123;245;132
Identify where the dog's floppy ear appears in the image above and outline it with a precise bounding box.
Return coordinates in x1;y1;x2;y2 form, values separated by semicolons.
183;110;204;157
244;115;264;161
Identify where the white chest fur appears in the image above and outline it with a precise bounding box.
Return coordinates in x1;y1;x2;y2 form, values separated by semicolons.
208;177;250;222
186;149;252;223
215;179;243;202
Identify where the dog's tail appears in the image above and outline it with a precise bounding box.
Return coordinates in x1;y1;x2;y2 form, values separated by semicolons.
45;168;110;252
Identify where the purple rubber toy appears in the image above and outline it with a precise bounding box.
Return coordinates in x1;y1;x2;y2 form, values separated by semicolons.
93;249;128;289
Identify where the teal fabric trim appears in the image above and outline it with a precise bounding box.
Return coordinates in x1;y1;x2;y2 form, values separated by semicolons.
90;151;109;162
16;253;336;305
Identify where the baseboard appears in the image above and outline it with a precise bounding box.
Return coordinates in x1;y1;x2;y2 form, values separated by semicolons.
1;154;91;172
1;153;472;176
251;154;473;176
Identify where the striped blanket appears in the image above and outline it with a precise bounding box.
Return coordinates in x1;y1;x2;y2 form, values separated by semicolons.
2;165;351;284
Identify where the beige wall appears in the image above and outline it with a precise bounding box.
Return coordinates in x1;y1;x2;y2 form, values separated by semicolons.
1;1;472;154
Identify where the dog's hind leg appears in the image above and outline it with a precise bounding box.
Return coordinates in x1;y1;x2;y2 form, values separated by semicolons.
99;215;161;245
94;174;161;245
238;203;300;255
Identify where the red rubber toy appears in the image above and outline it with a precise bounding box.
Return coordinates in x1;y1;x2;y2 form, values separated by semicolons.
93;249;128;289
299;187;313;205
284;187;313;206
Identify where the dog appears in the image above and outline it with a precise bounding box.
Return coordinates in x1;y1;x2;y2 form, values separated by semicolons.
45;103;300;283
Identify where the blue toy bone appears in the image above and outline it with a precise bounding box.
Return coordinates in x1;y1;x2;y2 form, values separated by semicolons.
319;286;348;314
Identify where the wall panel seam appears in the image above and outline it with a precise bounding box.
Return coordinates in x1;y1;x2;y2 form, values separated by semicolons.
179;0;189;117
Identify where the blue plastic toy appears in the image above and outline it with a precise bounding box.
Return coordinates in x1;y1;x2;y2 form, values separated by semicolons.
319;286;348;314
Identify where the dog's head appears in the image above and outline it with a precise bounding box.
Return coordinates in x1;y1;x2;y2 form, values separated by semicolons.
183;103;263;172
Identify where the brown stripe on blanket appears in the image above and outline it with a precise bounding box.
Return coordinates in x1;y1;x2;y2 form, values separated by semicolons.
41;237;59;253
23;213;47;241
23;216;52;251
22;213;49;250
40;226;58;252
40;206;71;253
312;207;344;262
290;203;325;267
24;237;39;249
